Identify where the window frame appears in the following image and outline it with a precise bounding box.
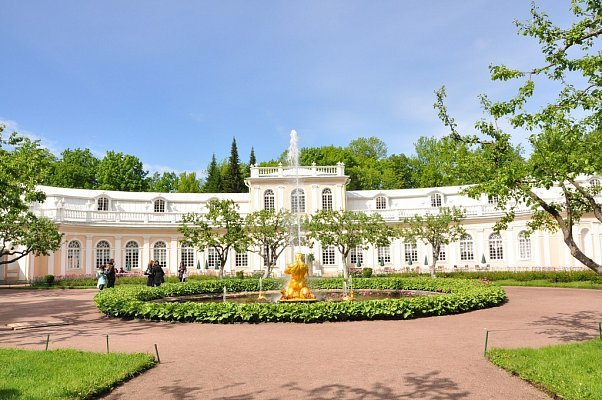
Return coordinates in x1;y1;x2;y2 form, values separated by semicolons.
67;240;82;270
124;240;140;271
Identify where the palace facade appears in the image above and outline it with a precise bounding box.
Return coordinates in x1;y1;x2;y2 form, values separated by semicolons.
2;164;601;282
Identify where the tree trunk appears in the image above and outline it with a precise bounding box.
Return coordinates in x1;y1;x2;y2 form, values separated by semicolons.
563;231;602;274
430;248;439;279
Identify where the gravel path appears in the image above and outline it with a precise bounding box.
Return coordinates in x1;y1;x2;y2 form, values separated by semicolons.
1;286;601;399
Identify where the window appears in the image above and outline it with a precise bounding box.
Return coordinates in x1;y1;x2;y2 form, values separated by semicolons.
590;178;601;187
349;247;364;265
404;242;418;263
154;199;166;213
488;195;499;205
207;248;219;269
431;193;442;207
67;240;81;269
322;246;336;265
153;241;167;268
518;231;532;260
438;244;447;261
181;246;195;268
375;196;387;210
489;233;504;260
235;252;248;267
291;188;305;213
97;197;109;211
459;234;474;261
378;246;391;264
124;241;139;271
264;189;275;211
95;240;111;268
322;188;333;211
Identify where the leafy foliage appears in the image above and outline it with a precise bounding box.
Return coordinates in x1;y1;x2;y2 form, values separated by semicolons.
96;151;149;192
222;138;246;193
94;277;507;323
45;148;100;189
0;126;62;265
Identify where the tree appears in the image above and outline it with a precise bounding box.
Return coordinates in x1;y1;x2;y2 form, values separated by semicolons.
96;151;149;192
203;154;222;193
148;171;177;193
401;208;466;278
249;146;256;167
0;126;62;266
178;199;247;278
175;172;203;193
435;0;602;274
305;210;397;278
245;209;295;278
223;138;246;193
46;148;99;189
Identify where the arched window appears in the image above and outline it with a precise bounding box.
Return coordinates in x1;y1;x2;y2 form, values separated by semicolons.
291;188;305;213
181;246;194;268
590;178;601;187
375;196;387;210
489;233;504;260
518;231;532;260
154;199;166;213
153;241;167;268
124;241;139;271
67;240;81;269
97;197;109;211
459;234;474;261
488;195;499;205
322;188;333;211
264;189;275;211
95;240;111;268
431;193;442;208
207;248;219;269
349;246;363;266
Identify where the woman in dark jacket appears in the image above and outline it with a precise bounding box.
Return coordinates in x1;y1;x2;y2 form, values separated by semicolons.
144;261;154;287
151;260;165;287
105;260;116;288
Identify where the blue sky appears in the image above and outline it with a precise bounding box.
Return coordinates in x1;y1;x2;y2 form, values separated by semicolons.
0;1;571;176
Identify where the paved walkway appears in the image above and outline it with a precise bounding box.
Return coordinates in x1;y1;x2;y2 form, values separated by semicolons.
1;286;601;399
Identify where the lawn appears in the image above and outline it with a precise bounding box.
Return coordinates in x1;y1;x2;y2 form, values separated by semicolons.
492;279;602;289
488;339;602;400
0;348;155;399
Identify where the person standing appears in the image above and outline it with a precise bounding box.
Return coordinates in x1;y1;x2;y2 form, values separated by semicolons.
96;266;107;291
105;259;117;288
178;261;187;282
151;260;165;287
144;261;154;287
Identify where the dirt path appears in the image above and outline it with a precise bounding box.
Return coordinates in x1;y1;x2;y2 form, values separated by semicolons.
1;286;601;399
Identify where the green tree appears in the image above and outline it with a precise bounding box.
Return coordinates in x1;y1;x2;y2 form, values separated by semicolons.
0;126;62;266
305;210;397;278
203;154;222;193
96;151;149;192
178;199;248;278
435;0;602;274
245;209;295;278
401;208;466;278
46;148;99;189
249;147;256;167
148;171;177;193
223;138;246;193
175;172;203;193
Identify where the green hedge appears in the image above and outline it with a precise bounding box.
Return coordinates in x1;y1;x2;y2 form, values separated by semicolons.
94;277;506;324
384;270;602;283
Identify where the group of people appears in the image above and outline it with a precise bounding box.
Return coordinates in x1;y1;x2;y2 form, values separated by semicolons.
96;259;188;290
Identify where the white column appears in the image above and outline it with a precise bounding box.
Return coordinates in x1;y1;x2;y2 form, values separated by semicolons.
47;251;54;275
254;186;262;212
543;231;551;266
277;186;285;210
311;184;319;213
170;236;179;274
593;222;602;264
477;228;485;267
142;235;151;268
506;228;515;267
392;239;402;268
61;242;67;276
448;240;458;269
114;235;122;268
336;184;345;211
85;235;93;274
533;231;543;266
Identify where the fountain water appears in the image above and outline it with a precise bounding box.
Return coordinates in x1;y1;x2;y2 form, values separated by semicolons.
287;130;302;255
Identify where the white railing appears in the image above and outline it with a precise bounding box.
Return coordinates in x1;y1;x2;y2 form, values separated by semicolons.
365;204;533;221
250;163;345;178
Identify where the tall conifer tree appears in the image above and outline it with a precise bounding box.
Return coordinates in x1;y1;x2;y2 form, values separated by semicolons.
203;154;222;193
249;147;256;167
223;138;245;193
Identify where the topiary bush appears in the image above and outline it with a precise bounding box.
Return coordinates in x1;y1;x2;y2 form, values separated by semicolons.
94;277;507;324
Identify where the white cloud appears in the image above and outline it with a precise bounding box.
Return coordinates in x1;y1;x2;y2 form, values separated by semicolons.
0;118;62;155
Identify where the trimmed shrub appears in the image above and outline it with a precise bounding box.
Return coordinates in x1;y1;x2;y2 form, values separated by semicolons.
94;277;507;324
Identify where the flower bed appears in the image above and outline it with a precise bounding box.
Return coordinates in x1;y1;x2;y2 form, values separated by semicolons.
94;277;507;324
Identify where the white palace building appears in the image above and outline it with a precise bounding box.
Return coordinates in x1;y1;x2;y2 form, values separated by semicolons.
2;164;601;282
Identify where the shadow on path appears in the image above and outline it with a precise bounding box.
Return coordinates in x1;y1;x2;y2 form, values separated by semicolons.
529;310;602;342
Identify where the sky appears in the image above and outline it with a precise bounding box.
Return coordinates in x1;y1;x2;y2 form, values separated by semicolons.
0;1;573;176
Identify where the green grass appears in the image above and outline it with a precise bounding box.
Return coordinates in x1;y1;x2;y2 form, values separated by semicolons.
0;348;156;399
488;340;602;400
492;279;602;289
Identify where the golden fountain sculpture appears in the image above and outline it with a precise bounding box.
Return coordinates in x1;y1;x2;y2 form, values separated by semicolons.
279;253;316;302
